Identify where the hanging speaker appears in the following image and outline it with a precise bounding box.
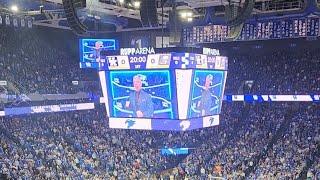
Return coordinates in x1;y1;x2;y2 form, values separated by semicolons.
62;0;88;36
168;8;182;45
140;0;158;27
226;0;255;27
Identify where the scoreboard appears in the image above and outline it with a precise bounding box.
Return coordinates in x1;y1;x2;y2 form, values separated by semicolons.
79;42;228;131
85;48;228;131
183;16;320;45
81;51;228;71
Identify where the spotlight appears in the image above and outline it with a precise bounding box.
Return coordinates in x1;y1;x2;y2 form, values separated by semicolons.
180;11;193;19
186;12;193;17
133;1;141;8
10;5;19;12
180;12;187;18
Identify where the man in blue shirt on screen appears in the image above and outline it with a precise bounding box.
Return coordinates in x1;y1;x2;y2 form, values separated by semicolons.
91;41;104;62
125;74;154;118
198;74;213;116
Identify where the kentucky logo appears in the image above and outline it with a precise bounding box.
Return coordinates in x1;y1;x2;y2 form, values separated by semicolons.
108;57;119;67
125;119;136;129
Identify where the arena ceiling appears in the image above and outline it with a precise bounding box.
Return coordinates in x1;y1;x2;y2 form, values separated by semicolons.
0;0;308;31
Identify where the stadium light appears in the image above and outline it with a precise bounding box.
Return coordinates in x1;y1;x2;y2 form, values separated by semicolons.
133;1;141;8
10;5;19;12
180;11;193;18
186;12;193;17
181;12;187;18
180;11;193;22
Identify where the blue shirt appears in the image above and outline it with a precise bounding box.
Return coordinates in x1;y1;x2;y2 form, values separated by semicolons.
128;90;154;117
199;89;213;115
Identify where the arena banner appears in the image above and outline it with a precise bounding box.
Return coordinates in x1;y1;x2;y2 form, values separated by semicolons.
183;17;320;44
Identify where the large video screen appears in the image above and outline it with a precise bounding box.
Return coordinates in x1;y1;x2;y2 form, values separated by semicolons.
108;70;173;119
188;70;226;118
80;39;117;64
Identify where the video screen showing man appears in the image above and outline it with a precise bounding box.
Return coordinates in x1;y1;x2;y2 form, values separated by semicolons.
198;74;214;116
188;70;225;118
109;70;172;119
125;74;154;118
81;39;117;64
91;41;104;62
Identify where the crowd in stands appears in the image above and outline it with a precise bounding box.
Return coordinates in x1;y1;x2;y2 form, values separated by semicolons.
1;27;319;96
225;47;320;94
0;27;97;95
309;156;320;178
0;26;319;179
0;106;233;179
1;103;318;179
250;105;319;179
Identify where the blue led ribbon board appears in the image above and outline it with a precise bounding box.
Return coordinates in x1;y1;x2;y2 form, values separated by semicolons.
93;52;228;131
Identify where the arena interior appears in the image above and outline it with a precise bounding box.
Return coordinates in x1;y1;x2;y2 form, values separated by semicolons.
0;0;319;179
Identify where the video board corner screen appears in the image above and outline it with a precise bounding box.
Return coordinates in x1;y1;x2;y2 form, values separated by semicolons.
80;38;118;66
107;70;173;119
188;70;226;118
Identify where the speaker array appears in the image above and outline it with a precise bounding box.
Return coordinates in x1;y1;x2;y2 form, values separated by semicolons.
140;0;158;27
62;0;88;36
226;0;255;27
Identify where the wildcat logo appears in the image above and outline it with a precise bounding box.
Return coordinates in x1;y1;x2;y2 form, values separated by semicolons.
180;120;191;131
125;119;136;129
